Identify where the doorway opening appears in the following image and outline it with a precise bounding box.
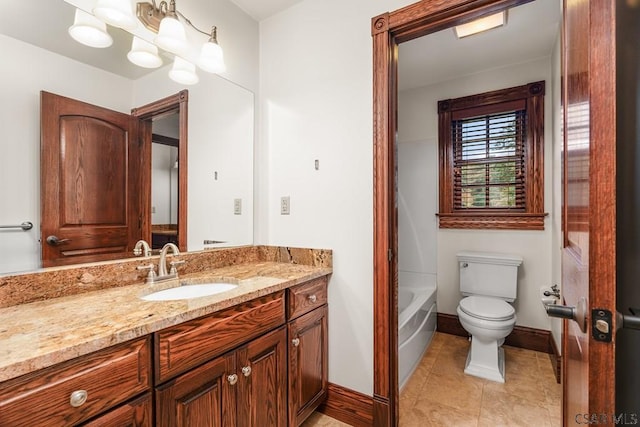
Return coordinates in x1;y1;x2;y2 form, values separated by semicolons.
132;90;189;252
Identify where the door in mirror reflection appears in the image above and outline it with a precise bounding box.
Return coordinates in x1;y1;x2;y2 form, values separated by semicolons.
40;91;142;267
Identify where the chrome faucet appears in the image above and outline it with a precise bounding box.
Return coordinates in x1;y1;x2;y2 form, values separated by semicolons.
137;242;185;284
133;239;152;257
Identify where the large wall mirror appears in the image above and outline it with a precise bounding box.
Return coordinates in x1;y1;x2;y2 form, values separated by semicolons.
0;0;254;274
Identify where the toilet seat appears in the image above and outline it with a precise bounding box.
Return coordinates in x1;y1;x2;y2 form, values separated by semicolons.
459;296;515;321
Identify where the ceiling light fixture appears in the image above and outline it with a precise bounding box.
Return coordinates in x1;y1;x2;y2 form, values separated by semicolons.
68;8;114;48
454;11;506;38
66;0;226;85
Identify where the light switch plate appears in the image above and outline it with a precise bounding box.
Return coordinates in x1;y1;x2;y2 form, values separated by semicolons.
234;198;242;215
281;196;290;215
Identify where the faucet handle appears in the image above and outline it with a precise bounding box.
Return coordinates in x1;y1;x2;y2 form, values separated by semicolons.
169;260;186;275
137;264;157;283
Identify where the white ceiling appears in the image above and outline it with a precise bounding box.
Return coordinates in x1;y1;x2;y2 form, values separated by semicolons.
229;0;304;21
398;0;561;91
0;0;560;88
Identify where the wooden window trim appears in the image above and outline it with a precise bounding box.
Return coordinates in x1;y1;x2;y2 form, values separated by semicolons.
438;81;546;230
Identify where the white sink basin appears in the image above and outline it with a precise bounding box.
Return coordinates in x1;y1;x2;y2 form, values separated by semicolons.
141;283;238;301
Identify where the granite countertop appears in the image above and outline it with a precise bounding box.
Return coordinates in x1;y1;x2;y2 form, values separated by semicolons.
0;261;331;382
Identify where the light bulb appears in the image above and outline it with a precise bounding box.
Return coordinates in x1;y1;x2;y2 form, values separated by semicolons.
127;37;162;68
68;9;113;48
169;57;199;85
154;16;189;56
198;40;226;74
93;0;137;31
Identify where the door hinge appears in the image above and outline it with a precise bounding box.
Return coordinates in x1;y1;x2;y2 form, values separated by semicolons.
138;215;142;230
388;249;393;262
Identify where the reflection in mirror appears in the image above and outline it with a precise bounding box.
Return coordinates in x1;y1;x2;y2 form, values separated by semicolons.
152;115;180;249
0;0;254;275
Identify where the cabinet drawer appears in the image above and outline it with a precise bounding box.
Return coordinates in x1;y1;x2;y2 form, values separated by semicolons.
287;277;328;319
82;393;152;426
0;337;151;427
155;291;286;383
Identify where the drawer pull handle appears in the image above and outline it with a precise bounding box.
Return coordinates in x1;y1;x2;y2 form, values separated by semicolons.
292;337;300;347
69;390;88;407
227;374;238;385
308;294;317;303
242;366;252;377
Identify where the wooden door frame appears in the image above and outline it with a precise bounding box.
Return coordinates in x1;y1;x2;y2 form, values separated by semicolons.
372;0;617;425
373;0;559;425
132;90;189;252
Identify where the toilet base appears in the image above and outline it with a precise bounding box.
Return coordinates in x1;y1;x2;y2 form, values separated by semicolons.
463;341;505;383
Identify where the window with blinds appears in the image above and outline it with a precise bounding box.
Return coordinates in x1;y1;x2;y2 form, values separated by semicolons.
453;109;526;210
437;81;546;230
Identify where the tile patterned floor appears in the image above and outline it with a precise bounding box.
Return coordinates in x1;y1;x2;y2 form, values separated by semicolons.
303;332;562;427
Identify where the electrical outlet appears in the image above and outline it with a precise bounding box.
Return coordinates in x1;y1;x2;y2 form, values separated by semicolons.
280;196;290;215
234;198;242;215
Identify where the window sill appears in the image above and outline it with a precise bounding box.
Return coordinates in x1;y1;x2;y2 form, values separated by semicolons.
437;213;547;230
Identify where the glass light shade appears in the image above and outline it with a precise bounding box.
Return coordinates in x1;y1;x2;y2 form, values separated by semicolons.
169;57;199;85
68;9;113;48
454;12;505;38
154;16;189;56
93;0;137;31
198;41;226;74
127;37;162;68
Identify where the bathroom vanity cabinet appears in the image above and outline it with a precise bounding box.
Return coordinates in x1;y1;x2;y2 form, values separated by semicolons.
287;278;329;427
0;275;329;427
154;291;288;426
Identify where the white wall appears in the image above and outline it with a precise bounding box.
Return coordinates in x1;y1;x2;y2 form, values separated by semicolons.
398;57;557;330
0;34;134;274
397;140;438;278
258;0;416;395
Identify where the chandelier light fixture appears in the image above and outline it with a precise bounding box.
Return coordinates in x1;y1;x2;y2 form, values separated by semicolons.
66;0;226;85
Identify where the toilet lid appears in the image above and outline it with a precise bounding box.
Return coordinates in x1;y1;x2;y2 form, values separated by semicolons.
459;296;515;321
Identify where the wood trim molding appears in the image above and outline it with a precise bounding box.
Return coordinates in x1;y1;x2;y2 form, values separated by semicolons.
436;313;552;354
372;1;534;426
437;213;546;230
318;383;373;427
549;332;562;384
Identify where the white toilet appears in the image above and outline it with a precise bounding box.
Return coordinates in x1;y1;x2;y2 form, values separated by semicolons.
456;251;523;383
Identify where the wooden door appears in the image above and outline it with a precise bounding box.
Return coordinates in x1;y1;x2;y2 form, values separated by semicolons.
287;306;328;427
236;327;287;427
561;0;616;424
155;352;236;427
40;92;142;267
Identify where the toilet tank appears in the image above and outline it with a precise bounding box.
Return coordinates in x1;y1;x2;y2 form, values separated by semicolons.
457;251;523;301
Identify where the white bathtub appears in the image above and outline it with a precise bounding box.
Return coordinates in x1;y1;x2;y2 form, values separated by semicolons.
398;272;437;390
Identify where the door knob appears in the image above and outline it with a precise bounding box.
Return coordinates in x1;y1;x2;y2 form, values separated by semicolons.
545;297;587;333
46;235;70;246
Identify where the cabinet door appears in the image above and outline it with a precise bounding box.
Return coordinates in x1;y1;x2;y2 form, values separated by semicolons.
236;326;287;427
155;353;236;427
82;393;152;427
288;305;328;427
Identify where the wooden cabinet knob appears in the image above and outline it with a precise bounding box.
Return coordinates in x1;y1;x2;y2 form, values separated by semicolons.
69;390;88;407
